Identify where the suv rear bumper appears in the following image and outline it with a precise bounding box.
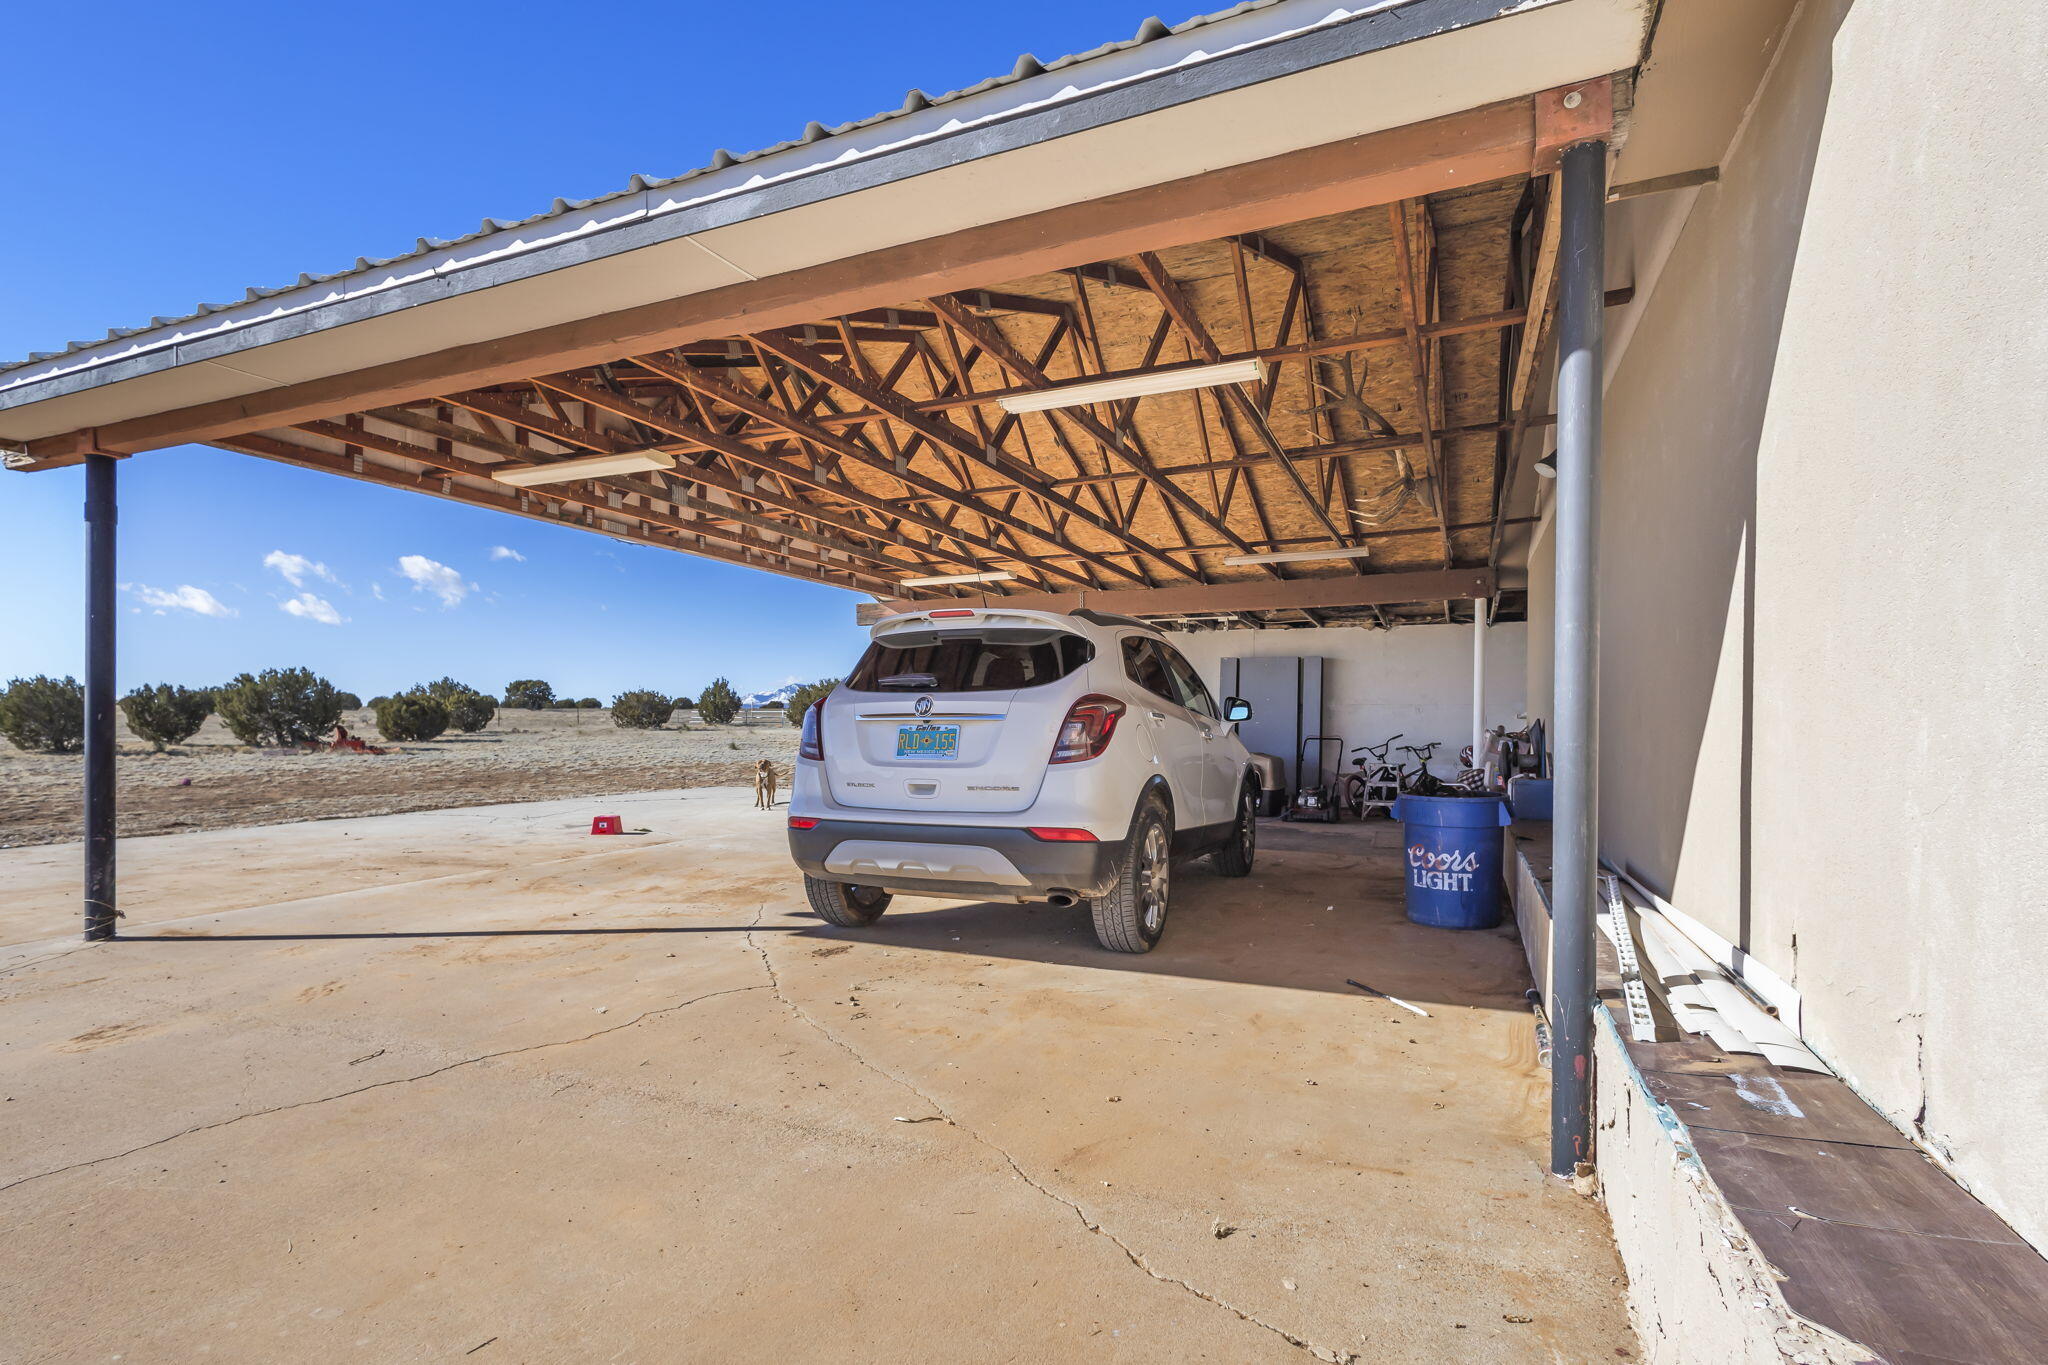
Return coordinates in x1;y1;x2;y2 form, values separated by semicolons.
789;818;1127;902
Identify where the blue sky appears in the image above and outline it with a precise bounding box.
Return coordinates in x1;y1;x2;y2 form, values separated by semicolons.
0;0;1180;701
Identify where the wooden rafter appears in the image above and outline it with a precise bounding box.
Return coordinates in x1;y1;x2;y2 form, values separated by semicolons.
858;566;1497;622
1490;176;1563;565
613;353;1130;590
923;295;1281;580
745;330;1203;584
1385;199;1455;564
220;430;904;596
37;149;1575;620
1127;251;1351;547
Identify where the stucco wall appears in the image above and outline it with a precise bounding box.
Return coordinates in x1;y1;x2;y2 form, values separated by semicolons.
1175;621;1528;774
1591;0;2048;1246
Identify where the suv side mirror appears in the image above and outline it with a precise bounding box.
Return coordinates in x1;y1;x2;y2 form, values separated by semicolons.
1223;697;1252;723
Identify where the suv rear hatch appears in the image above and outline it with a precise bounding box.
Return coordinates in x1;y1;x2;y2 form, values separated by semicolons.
822;621;1094;814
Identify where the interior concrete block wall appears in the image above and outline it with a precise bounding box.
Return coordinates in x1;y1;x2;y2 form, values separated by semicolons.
1177;621;1529;776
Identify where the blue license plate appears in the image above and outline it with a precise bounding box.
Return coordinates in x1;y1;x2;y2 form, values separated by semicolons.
896;724;961;760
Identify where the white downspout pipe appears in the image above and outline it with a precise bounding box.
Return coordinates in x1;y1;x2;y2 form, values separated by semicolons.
1471;596;1487;768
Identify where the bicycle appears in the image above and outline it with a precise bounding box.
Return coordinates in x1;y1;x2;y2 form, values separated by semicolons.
1341;734;1404;819
1396;741;1446;797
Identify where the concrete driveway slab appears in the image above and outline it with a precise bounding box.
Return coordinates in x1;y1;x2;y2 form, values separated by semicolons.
0;789;1633;1363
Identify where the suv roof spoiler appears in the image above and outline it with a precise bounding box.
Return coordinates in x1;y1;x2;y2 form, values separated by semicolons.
1069;608;1157;633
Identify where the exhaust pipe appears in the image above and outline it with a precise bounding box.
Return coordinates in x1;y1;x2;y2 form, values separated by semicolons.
1046;891;1079;908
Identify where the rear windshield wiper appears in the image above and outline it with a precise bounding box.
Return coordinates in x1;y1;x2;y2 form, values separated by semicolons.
878;673;938;689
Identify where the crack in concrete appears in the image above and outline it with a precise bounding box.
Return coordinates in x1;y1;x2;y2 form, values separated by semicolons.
0;983;766;1196
0;943;100;979
743;904;1350;1363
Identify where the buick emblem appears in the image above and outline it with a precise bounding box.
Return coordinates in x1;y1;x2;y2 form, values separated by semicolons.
914;695;934;717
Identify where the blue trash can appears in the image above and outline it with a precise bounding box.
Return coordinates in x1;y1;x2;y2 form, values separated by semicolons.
1393;794;1513;929
1506;775;1553;821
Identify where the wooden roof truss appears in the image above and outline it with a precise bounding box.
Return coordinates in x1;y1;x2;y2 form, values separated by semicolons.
218;176;1558;629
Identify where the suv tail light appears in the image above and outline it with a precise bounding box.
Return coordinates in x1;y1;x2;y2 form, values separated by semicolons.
798;696;826;761
1050;694;1124;764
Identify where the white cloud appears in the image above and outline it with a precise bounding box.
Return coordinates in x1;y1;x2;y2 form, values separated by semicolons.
130;584;236;618
280;593;345;626
371;583;385;600
397;554;469;608
489;545;526;562
263;550;339;588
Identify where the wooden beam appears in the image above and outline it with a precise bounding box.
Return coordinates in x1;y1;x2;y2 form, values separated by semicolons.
1532;76;1613;172
19;97;1538;465
925;296;1273;571
281;422;917;582
1007;517;1541;566
215;432;902;595
873;308;1526;418
577;359;1123;591
617;353;1142;590
888;416;1549;504
747;330;1206;583
859;566;1497;622
1386;200;1454;563
1129;250;1351;545
1491;176;1564;564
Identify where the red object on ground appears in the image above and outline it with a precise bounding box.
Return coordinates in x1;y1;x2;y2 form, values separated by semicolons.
590;815;624;835
299;724;390;755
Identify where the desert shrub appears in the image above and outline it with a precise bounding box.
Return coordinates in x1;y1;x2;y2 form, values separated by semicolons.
0;675;85;753
447;691;496;732
214;668;345;747
784;678;840;727
503;678;555;710
696;677;741;726
119;683;212;750
550;698;578;709
368;695;391;708
759;699;785;710
577;698;601;709
374;694;449;742
334;691;363;710
611;690;674;729
407;677;495;733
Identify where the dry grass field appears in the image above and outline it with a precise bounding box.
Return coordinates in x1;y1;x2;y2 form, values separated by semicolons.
0;706;799;847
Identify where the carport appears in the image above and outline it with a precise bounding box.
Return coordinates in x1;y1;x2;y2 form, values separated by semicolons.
18;1;2046;1357
2;0;1640;1178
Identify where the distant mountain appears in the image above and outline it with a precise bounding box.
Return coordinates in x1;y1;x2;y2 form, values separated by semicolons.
740;682;804;709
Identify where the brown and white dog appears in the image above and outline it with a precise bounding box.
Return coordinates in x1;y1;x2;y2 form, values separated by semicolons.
754;759;778;810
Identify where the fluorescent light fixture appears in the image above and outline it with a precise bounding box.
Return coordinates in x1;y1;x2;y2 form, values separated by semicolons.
1221;546;1373;567
897;570;1016;588
492;450;676;486
996;358;1267;414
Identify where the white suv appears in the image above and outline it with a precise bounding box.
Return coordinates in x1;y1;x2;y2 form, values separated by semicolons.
787;607;1259;953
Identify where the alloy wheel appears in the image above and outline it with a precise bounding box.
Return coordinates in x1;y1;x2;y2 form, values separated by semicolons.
1139;823;1170;935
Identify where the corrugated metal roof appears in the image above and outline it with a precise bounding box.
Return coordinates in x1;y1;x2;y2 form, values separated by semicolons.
1;0;1357;379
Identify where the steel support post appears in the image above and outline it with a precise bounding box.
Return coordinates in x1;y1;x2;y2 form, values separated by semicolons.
1549;139;1606;1176
84;454;118;941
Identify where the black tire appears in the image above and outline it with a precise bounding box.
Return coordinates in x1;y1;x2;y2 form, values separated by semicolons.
1211;784;1257;877
804;876;891;927
1089;799;1172;953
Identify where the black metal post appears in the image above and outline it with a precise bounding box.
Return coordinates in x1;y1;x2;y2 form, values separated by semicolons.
84;454;118;940
1549;139;1606;1176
